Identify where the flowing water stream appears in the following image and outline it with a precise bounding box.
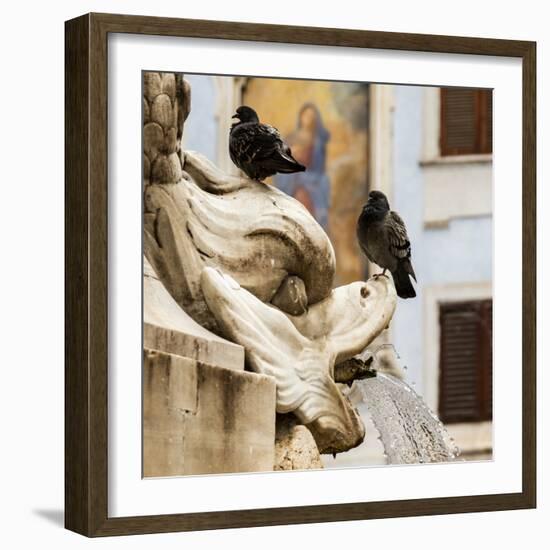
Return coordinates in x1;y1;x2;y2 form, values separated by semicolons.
350;373;459;464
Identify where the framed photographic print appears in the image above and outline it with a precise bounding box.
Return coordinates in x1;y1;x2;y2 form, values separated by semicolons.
65;13;536;537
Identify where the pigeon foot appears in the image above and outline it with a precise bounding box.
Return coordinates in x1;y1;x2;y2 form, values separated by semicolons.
372;269;388;280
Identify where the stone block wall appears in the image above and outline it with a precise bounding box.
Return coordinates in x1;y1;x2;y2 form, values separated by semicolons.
143;349;276;477
143;256;278;476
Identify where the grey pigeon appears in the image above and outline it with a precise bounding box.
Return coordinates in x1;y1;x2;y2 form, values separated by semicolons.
357;190;417;299
229;106;306;181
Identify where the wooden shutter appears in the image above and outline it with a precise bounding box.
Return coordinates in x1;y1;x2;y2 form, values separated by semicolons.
439;300;493;423
479;300;493;419
440;88;493;156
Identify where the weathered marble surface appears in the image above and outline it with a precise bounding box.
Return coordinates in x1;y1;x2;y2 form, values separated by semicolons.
144;151;336;329
144;256;244;370
201;267;396;454
143;72;190;187
143;348;276;477
275;414;323;470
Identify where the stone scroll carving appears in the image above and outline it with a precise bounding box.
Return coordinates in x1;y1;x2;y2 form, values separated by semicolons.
144;151;336;331
143;72;397;455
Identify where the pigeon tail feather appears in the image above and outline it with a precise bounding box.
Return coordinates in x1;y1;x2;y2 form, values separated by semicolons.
269;156;306;174
405;258;417;282
392;263;416;299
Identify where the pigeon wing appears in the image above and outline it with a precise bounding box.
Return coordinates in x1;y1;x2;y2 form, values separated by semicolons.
230;122;304;180
386;211;416;282
386;211;412;260
231;123;282;161
248;124;286;160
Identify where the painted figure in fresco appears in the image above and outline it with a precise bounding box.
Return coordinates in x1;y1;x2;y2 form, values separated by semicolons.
275;103;331;231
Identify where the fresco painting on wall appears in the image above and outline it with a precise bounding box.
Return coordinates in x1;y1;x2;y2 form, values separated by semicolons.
243;78;370;286
274;103;331;230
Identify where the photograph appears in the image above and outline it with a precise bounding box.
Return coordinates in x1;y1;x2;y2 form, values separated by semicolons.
142;71;493;477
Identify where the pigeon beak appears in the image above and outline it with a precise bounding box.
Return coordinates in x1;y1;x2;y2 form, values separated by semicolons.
232;114;239;119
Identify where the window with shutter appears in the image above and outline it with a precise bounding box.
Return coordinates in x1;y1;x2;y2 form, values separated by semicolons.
440;88;493;156
439;300;493;424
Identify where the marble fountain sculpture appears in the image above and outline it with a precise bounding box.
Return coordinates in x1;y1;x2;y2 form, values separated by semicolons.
142;72;401;475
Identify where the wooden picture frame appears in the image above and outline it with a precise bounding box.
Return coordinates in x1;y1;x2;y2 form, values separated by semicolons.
65;12;536;537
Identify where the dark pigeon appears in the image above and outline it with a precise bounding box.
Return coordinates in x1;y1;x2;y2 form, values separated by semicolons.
357;190;417;299
229;106;306;181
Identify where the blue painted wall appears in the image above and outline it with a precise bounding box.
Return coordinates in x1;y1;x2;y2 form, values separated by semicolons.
183;74;218;163
391;86;493;394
